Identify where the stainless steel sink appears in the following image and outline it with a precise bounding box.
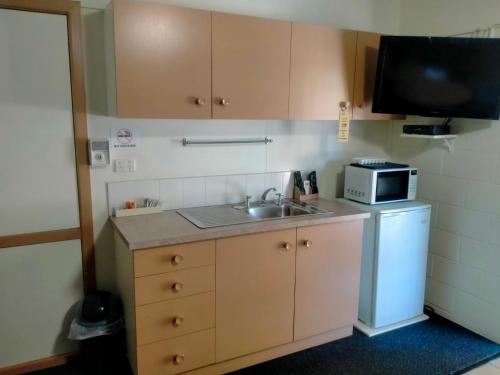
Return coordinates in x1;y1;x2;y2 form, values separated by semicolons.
247;204;310;219
177;200;330;229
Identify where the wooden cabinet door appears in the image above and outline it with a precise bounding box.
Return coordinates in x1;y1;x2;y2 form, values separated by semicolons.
353;31;404;120
212;12;291;119
289;24;357;120
113;0;211;118
216;229;296;361
295;221;363;340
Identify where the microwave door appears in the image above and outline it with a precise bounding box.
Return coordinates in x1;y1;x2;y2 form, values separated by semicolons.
375;170;410;203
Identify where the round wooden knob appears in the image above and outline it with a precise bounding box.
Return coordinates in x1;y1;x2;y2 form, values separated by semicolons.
173;354;185;365
220;98;230;106
172;282;183;292
282;242;292;251
171;255;183;265
195;98;205;106
172;316;184;327
304;240;312;248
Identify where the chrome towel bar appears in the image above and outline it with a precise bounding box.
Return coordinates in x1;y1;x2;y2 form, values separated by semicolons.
182;137;273;146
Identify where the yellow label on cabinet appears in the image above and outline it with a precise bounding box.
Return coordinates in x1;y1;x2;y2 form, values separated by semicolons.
338;102;350;143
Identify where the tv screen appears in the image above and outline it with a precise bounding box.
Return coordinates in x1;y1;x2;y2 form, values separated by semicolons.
372;36;500;120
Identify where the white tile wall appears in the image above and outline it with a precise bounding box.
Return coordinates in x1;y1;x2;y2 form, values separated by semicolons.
436;204;491;241
159;179;183;210
418;173;466;206
425;277;455;313
429;228;461;261
391;121;500;344
182;177;206;208
205;176;227;205
432;255;481;295
107;171;296;215
226;175;247;204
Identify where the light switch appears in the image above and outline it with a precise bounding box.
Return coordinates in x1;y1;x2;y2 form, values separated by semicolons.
114;159;136;173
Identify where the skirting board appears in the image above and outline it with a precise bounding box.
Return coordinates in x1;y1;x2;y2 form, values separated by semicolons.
354;314;429;337
0;351;78;375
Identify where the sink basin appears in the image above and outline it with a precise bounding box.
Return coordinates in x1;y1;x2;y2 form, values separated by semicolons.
247;204;310;219
177;200;330;228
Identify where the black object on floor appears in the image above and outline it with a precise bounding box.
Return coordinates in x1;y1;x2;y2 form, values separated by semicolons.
29;313;499;375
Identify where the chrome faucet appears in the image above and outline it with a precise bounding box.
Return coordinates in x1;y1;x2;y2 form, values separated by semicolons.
245;195;252;209
275;193;284;206
261;187;276;201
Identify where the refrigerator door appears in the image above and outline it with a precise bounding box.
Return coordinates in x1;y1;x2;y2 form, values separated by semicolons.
373;208;431;328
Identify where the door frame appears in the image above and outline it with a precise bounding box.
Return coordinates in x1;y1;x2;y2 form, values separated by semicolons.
0;0;95;294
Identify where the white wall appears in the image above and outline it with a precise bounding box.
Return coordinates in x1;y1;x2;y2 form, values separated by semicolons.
398;0;500;344
83;0;400;33
81;0;400;293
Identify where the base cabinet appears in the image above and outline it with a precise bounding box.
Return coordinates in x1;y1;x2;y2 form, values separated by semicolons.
115;219;364;375
295;222;363;340
215;229;296;361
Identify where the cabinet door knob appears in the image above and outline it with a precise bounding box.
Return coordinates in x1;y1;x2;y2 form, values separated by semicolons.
303;240;312;248
172;282;183;292
219;98;230;106
172;316;184;327
282;242;292;251
195;98;205;106
171;254;183;265
173;354;185;365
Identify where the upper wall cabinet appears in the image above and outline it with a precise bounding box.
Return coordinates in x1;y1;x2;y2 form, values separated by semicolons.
212;12;292;119
289;24;357;120
353;31;403;121
113;0;212;118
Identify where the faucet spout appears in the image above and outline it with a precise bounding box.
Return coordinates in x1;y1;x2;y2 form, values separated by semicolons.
261;187;276;201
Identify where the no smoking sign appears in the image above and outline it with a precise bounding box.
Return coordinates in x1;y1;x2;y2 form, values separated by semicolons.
111;127;139;149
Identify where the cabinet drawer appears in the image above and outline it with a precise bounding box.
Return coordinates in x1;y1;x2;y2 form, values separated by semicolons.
137;328;215;375
134;240;215;277
135;265;215;306
136;292;215;345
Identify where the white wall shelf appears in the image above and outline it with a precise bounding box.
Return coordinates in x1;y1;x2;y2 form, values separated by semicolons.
400;134;458;152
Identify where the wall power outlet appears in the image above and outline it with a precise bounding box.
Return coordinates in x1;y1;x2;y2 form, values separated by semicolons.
114;159;136;173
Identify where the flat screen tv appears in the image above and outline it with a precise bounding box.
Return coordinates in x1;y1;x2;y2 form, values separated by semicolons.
372;36;500;120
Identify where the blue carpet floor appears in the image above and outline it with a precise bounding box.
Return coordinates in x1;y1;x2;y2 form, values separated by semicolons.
231;313;500;375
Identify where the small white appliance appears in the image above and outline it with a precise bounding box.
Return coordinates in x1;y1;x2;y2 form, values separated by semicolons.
338;198;431;336
344;160;417;204
88;138;110;168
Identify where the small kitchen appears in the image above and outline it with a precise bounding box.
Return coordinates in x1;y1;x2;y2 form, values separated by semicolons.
1;0;500;375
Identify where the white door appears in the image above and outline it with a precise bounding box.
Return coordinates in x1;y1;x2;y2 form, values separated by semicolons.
0;8;84;368
373;208;431;328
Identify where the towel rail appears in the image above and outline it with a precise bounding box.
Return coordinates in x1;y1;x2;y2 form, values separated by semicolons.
182;137;273;146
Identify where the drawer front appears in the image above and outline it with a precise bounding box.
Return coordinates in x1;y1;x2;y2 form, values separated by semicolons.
136;292;215;345
134;240;215;277
135;265;215;306
137;329;215;375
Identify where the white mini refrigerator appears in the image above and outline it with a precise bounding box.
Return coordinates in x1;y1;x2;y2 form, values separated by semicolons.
338;199;431;335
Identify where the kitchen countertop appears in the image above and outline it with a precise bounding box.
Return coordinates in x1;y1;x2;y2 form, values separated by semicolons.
111;198;370;250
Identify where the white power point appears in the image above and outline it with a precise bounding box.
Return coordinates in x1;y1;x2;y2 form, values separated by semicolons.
114;159;136;173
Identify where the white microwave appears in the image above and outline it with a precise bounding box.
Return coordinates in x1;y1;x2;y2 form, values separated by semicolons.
344;164;417;204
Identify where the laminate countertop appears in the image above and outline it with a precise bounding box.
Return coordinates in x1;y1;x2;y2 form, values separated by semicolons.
111;198;370;250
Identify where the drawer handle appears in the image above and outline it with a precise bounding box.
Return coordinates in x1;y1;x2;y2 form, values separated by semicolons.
303;240;312;248
172;282;184;292
282;242;292;251
219;98;230;106
171;254;183;265
172;316;184;327
173;354;185;365
195;98;205;106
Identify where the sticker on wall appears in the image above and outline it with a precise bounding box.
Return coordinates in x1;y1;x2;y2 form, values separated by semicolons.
338;101;350;143
111;127;139;149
